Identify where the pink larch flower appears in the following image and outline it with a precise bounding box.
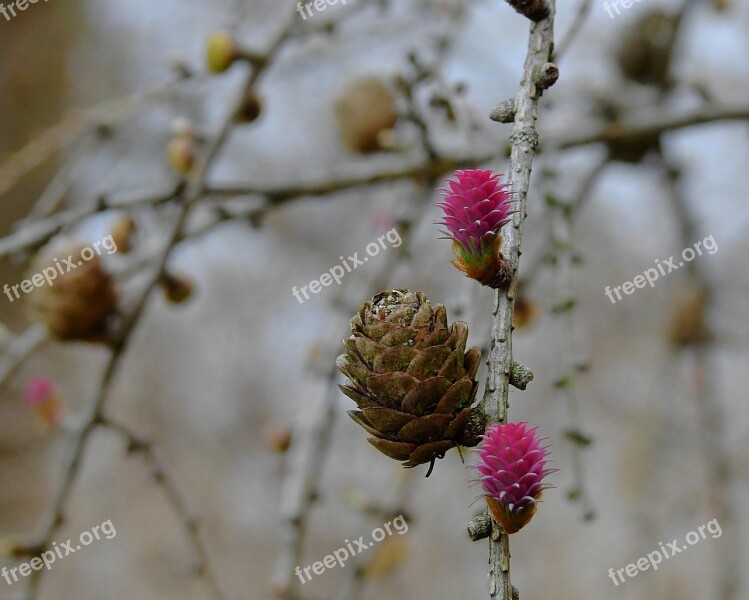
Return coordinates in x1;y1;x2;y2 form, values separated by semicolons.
473;422;555;533
436;169;514;288
24;377;65;427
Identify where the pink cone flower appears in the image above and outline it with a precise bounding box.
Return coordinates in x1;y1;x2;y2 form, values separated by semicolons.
474;422;554;533
24;377;66;427
437;169;514;288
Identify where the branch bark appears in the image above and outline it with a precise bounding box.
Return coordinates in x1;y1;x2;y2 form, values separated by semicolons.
478;3;555;599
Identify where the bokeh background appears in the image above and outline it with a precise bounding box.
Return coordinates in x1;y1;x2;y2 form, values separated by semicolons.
1;0;748;599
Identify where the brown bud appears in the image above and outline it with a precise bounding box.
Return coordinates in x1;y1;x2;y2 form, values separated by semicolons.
27;237;117;342
234;88;263;124
450;237;514;290
110;216;136;253
335;78;399;153
167;133;196;176
668;288;711;347
206;31;239;73
161;273;194;304
513;294;539;328
263;423;292;453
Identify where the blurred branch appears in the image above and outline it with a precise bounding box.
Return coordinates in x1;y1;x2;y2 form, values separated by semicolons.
18;6;304;598
0;78;192;201
338;471;416;600
554;0;592;60
518;156;608;300
478;3;556;599
660;150;741;600
204;153;493;221
548;191;595;521
555;104;749;149
272;16;479;590
22;135;97;223
270;144;449;600
0;326;49;393
0;185;180;260
103;419;224;600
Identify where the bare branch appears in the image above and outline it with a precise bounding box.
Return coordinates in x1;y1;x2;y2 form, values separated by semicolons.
0;185;179;260
0;326;50;392
478;3;556;599
554;104;749;150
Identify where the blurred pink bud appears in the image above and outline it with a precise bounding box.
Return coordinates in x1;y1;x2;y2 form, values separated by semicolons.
24;377;66;427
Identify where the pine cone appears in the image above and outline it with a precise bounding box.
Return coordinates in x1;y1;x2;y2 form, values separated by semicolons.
28;237;117;342
337;290;481;475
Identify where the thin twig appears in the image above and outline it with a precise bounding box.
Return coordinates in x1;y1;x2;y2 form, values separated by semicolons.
0;78;193;200
553;0;593;60
549;194;595;521
18;14;281;596
0;185;180;260
660;151;741;600
554;104;749;150
0;326;50;393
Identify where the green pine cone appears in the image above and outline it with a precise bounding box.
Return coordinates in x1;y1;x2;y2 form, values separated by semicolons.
336;289;481;474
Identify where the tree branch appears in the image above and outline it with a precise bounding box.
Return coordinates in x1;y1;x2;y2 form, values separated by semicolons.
17;5;299;593
478;3;555;599
555;104;749;150
0;326;49;393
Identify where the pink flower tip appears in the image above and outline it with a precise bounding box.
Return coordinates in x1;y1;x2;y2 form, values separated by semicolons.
473;421;555;533
437;169;513;256
24;377;57;407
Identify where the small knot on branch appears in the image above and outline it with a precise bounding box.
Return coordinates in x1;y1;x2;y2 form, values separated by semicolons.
467;513;492;541
532;62;559;91
504;0;551;22
509;127;539;150
510;362;534;390
490;99;516;123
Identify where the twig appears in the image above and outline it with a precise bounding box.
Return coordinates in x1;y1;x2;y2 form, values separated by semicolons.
337;471;416;600
548;193;594;521
271;29;480;585
0;185;180;260
554;104;749;150
553;0;592;60
0;326;50;393
271;164;446;600
477;3;556;599
102;419;224;600
18;7;284;592
0;78;192;200
660;151;740;600
270;368;340;599
204;153;494;210
518;156;607;289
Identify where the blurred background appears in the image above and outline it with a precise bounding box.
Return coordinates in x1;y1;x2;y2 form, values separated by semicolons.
1;0;748;599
